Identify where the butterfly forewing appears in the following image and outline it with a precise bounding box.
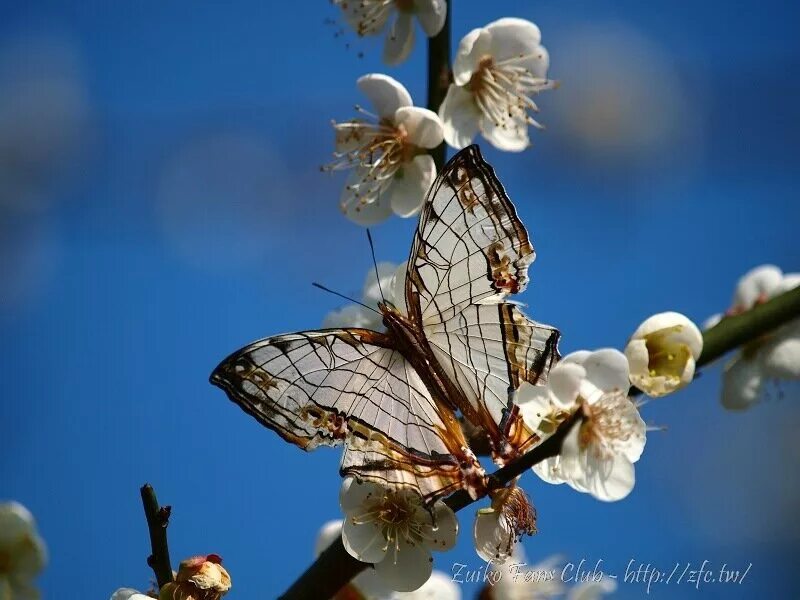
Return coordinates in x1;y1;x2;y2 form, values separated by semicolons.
210;328;470;502
406;145;561;460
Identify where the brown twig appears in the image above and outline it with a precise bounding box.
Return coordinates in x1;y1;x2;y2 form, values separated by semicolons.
140;483;174;589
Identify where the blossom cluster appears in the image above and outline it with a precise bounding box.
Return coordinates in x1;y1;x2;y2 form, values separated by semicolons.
327;1;556;224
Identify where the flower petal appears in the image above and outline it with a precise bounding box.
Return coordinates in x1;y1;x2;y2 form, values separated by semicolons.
452;27;492;86
342;518;388;564
340;169;394;226
571;348;630;395
357;74;413;120
408;570;461;600
387;154;435;218
760;324;800;379
425;502;458;552
373;538;433;592
413;0;447;37
340;477;384;513
395;107;444;149
478;115;530;152
110;590;151;600
0;502;35;546
721;355;763;410
581;452;636;502
314;520;343;557
383;12;415;66
473;510;514;563
732;264;782;311
484;18;543;63
532;456;565;485
548;362;587;409
517;385;553;430
438;84;480;149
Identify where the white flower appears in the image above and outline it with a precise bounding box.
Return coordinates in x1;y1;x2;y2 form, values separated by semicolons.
110;590;151;600
473;485;536;564
624;311;703;397
322;262;406;329
518;349;647;502
708;265;800;410
438;18;555;152
333;0;447;65
481;543;563;600
566;578;617;600
326;74;443;225
0;501;47;600
339;477;458;592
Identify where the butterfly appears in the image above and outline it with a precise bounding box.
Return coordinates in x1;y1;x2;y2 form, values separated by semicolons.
210;145;560;504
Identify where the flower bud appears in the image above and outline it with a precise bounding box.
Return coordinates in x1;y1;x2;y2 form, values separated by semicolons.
159;554;231;600
625;312;703;397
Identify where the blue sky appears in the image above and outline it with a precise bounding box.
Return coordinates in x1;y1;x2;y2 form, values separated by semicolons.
1;1;799;598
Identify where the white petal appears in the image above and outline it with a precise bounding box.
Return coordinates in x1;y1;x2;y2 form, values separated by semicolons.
721;355;763;410
532;455;566;485
383;12;415;66
760;326;800;379
567;578;618;600
423;502;458;552
314;520;343;557
732;264;782;311
110;591;151;600
397;570;461;600
342;517;388;564
517;385;552;430
322;304;382;330
548;362;587;409
338;1;391;35
576;349;630;395
340;477;383;513
629;312;703;359
452;27;492;86
387;154;435;218
581;452;636;502
772;272;800;297
478;115;530;152
395;107;444;149
340;169;394;226
703;313;723;330
362;261;398;306
473;510;514;563
438;85;480;149
484;18;543;63
413;0;447;37
0;502;35;546
373;538;433;592
357;74;413;120
390;263;409;314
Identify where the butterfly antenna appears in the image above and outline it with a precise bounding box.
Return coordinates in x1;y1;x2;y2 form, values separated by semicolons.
366;228;386;303
312;282;381;315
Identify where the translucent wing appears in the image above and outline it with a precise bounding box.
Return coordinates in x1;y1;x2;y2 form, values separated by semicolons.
406;146;561;460
210;328;473;502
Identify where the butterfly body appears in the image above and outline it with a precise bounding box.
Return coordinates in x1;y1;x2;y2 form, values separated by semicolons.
211;145;560;504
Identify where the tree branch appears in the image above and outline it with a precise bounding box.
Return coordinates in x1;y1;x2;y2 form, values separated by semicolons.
426;1;451;171
140;483;174;589
279;287;800;599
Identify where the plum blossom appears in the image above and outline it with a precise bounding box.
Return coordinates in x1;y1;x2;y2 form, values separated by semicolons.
624;311;703;397
322;262;406;329
158;554;231;600
325;74;443;225
473;484;536;564
333;1;447;65
339;477;458;592
438;18;556;152
705;265;800;410
518;349;646;501
316;521;462;600
0;501;47;600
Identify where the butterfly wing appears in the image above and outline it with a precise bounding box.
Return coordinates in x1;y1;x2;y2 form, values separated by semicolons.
406;145;561;460
210;328;472;502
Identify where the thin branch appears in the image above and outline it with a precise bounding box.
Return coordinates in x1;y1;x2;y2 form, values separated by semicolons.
140;483;174;589
279;287;800;599
426;1;451;170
